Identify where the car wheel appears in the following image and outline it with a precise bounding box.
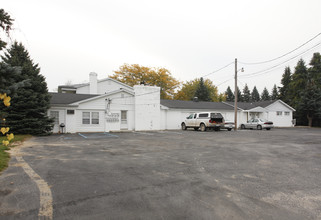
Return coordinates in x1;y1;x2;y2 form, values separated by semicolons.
266;128;271;130
228;128;232;131
257;125;262;130
200;123;207;132
194;127;198;131
181;123;187;130
241;124;245;129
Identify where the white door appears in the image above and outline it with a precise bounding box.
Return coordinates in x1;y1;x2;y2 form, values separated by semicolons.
120;110;128;130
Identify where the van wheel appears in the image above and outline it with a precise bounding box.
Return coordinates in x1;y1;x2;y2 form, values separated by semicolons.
241;124;245;129
257;125;262;130
200;123;207;132
181;123;187;130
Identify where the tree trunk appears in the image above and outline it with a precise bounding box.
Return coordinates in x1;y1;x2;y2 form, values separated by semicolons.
307;114;313;127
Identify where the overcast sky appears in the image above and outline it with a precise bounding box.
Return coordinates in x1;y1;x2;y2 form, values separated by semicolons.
2;0;321;94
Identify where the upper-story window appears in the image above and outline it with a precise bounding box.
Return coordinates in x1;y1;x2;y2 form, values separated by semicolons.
276;111;283;116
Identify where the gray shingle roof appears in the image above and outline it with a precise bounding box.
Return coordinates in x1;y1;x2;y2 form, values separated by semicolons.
160;99;234;110
50;92;99;105
224;101;275;110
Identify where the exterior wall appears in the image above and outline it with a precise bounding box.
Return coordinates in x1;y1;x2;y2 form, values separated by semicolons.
265;101;294;127
97;80;132;95
160;108;236;130
77;85;90;94
134;85;160;131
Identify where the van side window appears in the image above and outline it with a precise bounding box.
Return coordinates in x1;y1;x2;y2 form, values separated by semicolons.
199;113;209;118
194;114;197;119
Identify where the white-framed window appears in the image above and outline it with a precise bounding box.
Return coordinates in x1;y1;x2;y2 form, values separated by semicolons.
121;110;127;124
91;112;99;124
50;111;59;125
82;112;90;124
82;112;99;125
284;111;290;116
276;111;283;116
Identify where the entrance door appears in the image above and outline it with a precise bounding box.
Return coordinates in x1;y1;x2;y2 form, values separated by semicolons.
120;110;128;130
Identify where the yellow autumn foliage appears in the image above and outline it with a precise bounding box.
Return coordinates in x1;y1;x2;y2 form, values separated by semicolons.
110;64;180;99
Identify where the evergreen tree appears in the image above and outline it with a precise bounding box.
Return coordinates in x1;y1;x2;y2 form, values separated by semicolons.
1;42;53;135
0;9;13;51
296;81;321;127
242;84;251;102
289;59;308;108
271;84;279;100
225;86;234;101
251;86;260;102
261;87;270;101
279;66;292;104
194;77;210;101
309;52;321;85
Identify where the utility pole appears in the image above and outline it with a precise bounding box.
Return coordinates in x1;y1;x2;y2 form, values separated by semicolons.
234;58;238;131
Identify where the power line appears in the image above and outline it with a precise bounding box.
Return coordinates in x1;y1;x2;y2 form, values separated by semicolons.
239;32;321;65
239;40;321;78
202;61;234;78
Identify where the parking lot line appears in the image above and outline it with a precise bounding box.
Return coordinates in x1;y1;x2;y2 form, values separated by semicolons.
157;131;183;135
78;133;88;139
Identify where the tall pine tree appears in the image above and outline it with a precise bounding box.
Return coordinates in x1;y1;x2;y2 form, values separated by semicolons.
225;86;234;101
251;86;260;102
290;59;308;108
242;84;251;102
279;66;292;104
271;84;279;100
261;87;270;101
194;77;210;101
1;42;53;135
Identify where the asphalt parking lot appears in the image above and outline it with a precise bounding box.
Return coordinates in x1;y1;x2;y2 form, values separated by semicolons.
0;128;321;220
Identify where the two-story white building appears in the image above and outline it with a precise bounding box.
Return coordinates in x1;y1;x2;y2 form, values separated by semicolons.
49;73;295;133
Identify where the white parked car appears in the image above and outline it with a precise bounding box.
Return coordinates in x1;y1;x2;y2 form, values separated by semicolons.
181;112;225;132
240;118;274;130
222;121;235;131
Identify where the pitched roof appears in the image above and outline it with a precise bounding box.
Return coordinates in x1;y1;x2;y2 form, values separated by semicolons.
224;100;276;110
50;92;99;105
160;99;234;110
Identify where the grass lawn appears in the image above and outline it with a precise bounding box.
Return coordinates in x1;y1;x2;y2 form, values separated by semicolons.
0;135;31;173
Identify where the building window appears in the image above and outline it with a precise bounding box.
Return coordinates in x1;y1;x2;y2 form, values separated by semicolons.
82;112;90;124
284;111;290;116
91;112;99;124
82;112;99;125
50;111;59;125
67;109;75;114
121;111;127;124
276;111;283;116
